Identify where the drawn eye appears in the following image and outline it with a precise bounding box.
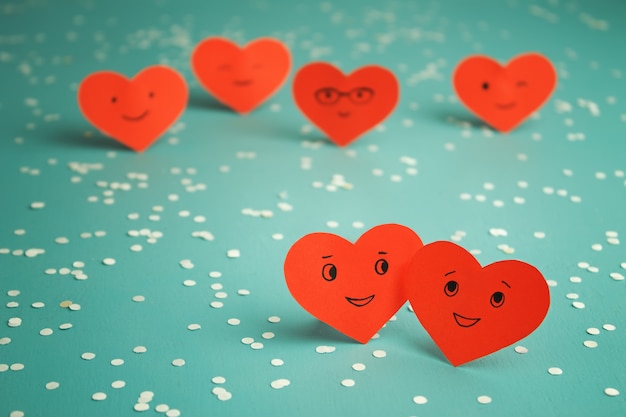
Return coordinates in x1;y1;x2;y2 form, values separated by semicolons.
490;291;505;308
516;80;528;87
444;280;459;297
322;263;337;281
148;91;154;98
374;259;388;275
314;87;341;105
482;82;489;90
111;96;117;103
349;87;374;104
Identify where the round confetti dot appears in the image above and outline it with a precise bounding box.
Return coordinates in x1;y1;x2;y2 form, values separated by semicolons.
187;324;201;331
268;316;281;323
183;279;196;287
548;367;563;375
39;328;53;336
270;378;290;389
583;340;598;348
237;289;250;296
111;380;126;389
566;293;579;300
30;201;45;209
166;409;181;417
413;395;428;405
570;276;582;283
60;300;72;308
609;272;624;281
10;363;24;371
372;350;387;358
272;233;284;240
352;363;366;371
110;359;124;366
155;404;169;413
45;268;57;275
172;358;185;367
271;359;284;367
209;271;222;278
7;290;20;296
572;301;585;309
212;376;226;384
134;403;150;412
587;328;600;335
92;392;107;401
102;258;116;266
215;292;227;299
604;388;620;397
133;346;147;353
262;332;275;339
603;324;616;331
0;364;9;372
81;352;96;360
211;283;223;290
514;346;528;354
130;244;143;252
8;317;22;327
477;395;492;404
0;337;11;345
326;220;339;228
341;379;356;387
227;318;240;326
315;345;336;354
10;412;24;417
179;259;194;269
227;249;240;258
132;295;145;302
46;381;60;390
210;301;224;308
250;342;264;350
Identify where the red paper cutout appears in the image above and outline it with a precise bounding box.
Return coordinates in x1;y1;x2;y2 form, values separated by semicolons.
191;37;291;114
292;63;399;146
284;224;423;343
406;241;550;366
453;53;557;133
78;65;188;152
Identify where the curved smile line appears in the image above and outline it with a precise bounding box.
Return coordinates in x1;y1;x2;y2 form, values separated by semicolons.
122;110;150;122
453;312;481;328
495;101;516;110
233;79;253;87
346;294;375;307
337;111;351;118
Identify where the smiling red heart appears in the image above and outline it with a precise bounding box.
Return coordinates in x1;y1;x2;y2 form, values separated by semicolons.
191;37;291;114
78;65;188;152
453;53;557;133
406;241;550;366
293;63;399;146
284;224;423;343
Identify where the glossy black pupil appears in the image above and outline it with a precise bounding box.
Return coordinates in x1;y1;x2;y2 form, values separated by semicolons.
446;281;457;292
111;96;117;103
329;265;337;279
482;82;489;90
492;292;504;303
149;91;154;98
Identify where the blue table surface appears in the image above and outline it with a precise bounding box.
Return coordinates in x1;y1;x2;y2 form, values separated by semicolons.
1;0;625;416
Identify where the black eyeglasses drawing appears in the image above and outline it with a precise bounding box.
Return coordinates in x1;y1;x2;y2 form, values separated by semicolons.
314;87;375;105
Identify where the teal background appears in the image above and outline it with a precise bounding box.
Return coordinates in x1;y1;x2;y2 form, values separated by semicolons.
1;0;625;416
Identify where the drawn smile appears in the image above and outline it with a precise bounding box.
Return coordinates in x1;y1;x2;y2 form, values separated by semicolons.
453;312;481;327
346;294;375;307
495;101;516;110
122;110;150;122
233;79;253;87
337;111;351;118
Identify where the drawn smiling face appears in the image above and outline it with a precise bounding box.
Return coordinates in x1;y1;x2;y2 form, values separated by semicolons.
284;224;423;343
453;53;557;133
313;86;375;119
407;241;550;366
112;90;154;123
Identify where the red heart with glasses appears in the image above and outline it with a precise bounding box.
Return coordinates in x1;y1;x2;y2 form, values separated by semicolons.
453;53;557;132
78;65;188;152
293;63;399;146
191;37;291;114
406;241;550;366
284;224;423;343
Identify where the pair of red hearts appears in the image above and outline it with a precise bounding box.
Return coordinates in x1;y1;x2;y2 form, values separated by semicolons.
78;36;557;152
284;224;550;366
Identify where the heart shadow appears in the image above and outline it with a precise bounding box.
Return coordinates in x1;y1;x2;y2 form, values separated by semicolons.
50;124;129;151
187;89;234;113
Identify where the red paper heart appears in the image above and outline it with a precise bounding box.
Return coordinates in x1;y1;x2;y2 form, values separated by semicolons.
78;65;188;152
453;53;557;133
292;63;399;146
191;37;291;114
406;241;550;366
284;224;423;343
